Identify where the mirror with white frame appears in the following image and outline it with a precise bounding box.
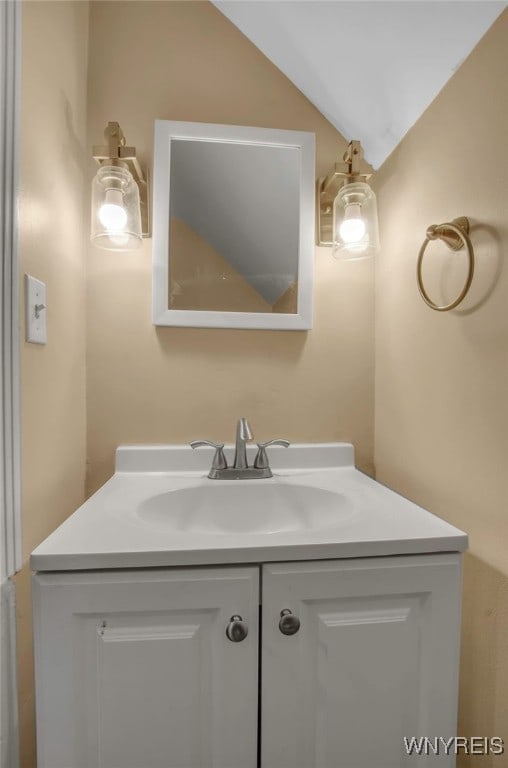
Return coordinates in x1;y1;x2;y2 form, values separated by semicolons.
152;121;315;329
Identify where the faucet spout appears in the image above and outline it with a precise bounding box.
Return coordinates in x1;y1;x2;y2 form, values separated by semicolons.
233;417;253;469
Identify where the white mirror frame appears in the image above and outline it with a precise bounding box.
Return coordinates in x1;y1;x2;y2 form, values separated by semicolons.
152;120;315;330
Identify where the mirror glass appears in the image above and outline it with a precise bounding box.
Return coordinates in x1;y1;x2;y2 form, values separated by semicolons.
169;139;299;314
152;122;315;330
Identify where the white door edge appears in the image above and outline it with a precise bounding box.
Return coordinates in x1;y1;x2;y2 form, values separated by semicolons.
0;0;23;579
0;0;22;765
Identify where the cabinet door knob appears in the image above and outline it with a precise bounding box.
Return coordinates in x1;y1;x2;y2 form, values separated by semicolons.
226;615;248;642
279;609;300;635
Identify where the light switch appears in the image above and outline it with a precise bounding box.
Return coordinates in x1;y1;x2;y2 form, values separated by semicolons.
25;274;47;344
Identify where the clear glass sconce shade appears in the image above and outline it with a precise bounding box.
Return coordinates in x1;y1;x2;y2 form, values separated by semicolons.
332;181;380;260
91;165;142;251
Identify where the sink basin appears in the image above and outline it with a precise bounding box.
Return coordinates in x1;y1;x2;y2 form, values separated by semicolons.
30;443;469;571
136;482;354;535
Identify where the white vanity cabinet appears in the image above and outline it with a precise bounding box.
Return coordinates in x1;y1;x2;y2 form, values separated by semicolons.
33;553;462;768
32;567;260;768
261;554;462;768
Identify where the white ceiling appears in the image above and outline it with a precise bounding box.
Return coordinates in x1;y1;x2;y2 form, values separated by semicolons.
213;1;506;169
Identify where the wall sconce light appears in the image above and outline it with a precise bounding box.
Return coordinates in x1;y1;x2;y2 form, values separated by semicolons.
91;122;149;251
317;140;380;259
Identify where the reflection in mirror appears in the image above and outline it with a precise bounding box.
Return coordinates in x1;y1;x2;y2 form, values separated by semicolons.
169;139;299;314
152;121;315;330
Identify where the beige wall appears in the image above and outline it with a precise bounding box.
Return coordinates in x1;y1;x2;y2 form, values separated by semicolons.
373;11;508;765
14;2;89;766
86;0;375;495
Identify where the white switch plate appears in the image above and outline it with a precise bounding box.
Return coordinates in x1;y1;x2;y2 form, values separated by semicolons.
25;274;47;344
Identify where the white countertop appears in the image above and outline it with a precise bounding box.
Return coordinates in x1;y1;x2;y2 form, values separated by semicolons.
31;443;468;571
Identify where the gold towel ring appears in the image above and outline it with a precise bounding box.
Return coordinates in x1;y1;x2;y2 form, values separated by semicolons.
417;216;474;312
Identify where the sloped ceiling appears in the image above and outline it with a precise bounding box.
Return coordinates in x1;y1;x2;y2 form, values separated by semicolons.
213;1;506;169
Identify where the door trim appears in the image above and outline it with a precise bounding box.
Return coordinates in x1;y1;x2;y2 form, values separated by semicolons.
0;0;22;578
0;1;22;766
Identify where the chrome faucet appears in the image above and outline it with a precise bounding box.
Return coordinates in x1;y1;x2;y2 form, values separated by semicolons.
191;418;289;479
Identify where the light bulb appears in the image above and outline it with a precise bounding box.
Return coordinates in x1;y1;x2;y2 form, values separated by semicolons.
332;181;379;260
91;164;142;250
339;203;366;243
98;188;127;231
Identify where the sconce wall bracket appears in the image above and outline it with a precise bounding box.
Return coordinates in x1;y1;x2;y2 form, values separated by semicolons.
93;122;150;237
317;140;372;246
425;216;469;251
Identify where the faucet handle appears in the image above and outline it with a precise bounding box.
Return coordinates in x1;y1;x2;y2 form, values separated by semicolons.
254;439;290;470
190;440;227;470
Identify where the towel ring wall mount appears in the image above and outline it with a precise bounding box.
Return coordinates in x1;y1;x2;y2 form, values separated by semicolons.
417;216;475;312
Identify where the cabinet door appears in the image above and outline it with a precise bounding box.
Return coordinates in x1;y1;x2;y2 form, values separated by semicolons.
33;567;259;768
261;554;462;768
